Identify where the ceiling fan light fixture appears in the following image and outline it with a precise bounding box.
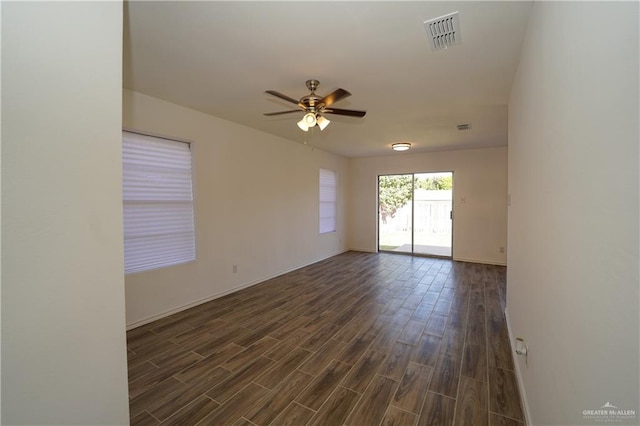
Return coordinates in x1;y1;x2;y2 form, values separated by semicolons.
316;115;330;131
297;118;310;132
303;112;317;127
392;143;411;152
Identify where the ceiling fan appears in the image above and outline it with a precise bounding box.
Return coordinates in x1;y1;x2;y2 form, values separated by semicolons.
264;79;366;132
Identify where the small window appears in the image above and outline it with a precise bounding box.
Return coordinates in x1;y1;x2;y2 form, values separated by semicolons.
122;131;195;274
319;168;337;234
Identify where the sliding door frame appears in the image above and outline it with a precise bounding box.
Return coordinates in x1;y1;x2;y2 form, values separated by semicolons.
377;171;454;259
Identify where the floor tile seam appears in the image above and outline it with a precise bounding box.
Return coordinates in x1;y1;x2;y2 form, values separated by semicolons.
338;347;388;393
387;401;422;417
262;342;309;362
207;368;269;406
401;360;437;411
292;360;349;398
129;372;191;403
336;379;366;395
177;378;231;409
158;379;222;421
418;389;458;421
373;406;394;426
245;369;316;424
141;410;162;424
450;282;473;426
335;331;376;364
240;416;259;426
304;383;362;425
488;409;526;424
154;393;218;425
343;373;400;426
424;389;457;402
147;349;204;370
253;351;314;389
289;396;320;414
170;371;193;385
249;380;272;393
128;361;160;383
129;340;178;359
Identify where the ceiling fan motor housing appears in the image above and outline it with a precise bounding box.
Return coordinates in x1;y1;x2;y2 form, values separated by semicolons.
301;94;322;110
305;79;320;93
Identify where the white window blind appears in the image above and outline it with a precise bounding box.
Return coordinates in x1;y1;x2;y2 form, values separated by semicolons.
122;131;195;274
319;168;337;234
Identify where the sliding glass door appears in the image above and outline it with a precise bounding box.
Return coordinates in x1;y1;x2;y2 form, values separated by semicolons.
378;174;413;253
413;172;453;257
378;172;453;257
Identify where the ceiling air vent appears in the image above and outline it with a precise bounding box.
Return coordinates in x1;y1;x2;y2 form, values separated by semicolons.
457;123;471;131
424;12;461;51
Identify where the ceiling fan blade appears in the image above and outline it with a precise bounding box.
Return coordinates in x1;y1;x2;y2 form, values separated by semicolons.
323;108;366;118
320;88;351;107
263;110;303;116
265;90;302;106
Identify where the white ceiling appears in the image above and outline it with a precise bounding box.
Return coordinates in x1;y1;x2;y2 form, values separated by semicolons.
124;1;532;157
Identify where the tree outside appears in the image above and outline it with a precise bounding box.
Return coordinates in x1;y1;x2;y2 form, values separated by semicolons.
378;175;413;224
378;174;452;224
415;175;452;190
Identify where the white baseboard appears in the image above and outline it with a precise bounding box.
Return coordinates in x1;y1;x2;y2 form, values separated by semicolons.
504;307;533;425
453;256;507;266
127;279;259;330
126;249;348;330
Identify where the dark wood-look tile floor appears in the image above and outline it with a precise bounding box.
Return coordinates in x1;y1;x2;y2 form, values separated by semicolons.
128;252;525;426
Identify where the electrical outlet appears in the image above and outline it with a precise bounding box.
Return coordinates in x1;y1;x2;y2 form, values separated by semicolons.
515;337;528;366
232;264;238;273
499;247;505;253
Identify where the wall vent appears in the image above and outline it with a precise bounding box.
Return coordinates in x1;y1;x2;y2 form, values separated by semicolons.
456;123;471;131
424;12;461;51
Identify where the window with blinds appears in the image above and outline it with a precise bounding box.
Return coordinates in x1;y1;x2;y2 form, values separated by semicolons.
319;168;337;234
122;131;195;274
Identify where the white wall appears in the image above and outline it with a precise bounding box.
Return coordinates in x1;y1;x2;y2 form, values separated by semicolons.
123;90;349;327
0;3;3;421
1;3;4;421
2;2;129;425
507;2;639;424
348;147;508;265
